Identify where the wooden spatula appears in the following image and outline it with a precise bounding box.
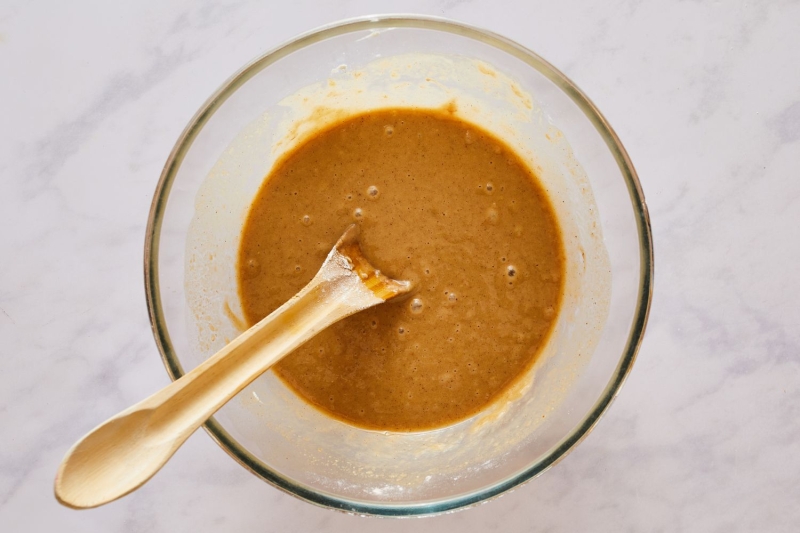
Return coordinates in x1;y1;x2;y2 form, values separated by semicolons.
55;224;411;509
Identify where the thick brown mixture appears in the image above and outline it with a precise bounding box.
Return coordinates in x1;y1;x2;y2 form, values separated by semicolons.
238;108;564;431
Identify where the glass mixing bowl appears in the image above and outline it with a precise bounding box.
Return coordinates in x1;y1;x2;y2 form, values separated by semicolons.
144;15;653;516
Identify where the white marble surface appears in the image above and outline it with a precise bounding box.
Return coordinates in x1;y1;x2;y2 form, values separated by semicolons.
1;0;799;530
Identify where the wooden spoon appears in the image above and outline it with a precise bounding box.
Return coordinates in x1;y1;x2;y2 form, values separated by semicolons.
55;224;411;509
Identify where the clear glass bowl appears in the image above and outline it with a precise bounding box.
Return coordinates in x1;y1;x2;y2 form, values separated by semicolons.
144;15;653;516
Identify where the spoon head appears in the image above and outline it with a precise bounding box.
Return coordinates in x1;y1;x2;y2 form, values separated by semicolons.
54;408;177;509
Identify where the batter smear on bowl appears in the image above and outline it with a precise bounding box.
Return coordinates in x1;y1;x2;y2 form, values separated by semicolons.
238;108;565;431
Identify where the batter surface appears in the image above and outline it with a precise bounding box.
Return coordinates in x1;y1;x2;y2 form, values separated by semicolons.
238;108;564;431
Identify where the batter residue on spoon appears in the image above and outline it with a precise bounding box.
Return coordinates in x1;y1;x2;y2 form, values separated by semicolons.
238;107;564;431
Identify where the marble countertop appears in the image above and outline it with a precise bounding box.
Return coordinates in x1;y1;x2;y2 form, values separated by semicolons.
2;1;799;531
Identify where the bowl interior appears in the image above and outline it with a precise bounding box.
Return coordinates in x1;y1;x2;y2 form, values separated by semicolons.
146;16;652;516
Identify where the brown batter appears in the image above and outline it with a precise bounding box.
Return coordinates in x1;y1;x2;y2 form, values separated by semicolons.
238;108;564;431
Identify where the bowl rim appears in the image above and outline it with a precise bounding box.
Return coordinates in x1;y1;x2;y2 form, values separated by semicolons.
144;13;654;517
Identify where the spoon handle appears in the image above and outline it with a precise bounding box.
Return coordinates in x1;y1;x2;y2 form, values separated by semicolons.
54;225;409;509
